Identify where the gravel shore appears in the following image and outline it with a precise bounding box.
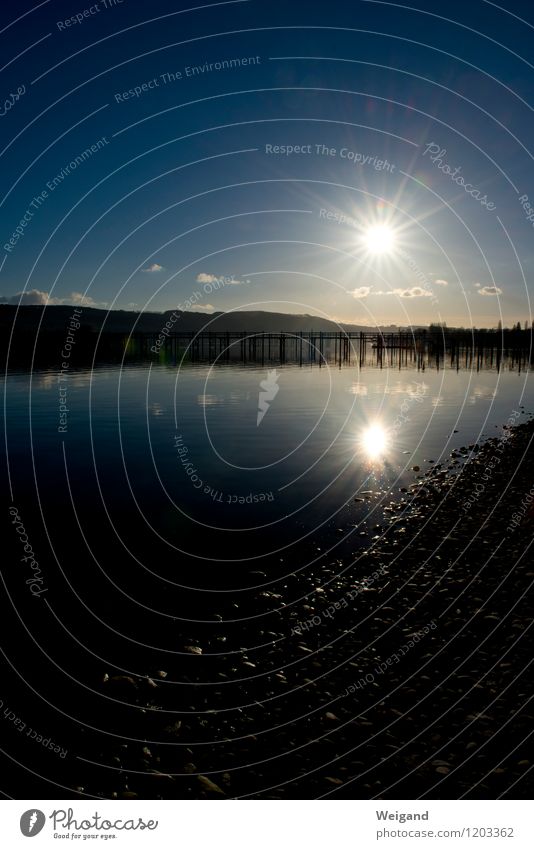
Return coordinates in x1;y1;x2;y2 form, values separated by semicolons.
70;415;533;800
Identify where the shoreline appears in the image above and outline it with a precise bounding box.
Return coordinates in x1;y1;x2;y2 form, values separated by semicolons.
3;414;532;800
85;416;534;800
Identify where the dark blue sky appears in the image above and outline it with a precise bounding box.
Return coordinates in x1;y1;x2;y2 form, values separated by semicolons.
1;0;533;326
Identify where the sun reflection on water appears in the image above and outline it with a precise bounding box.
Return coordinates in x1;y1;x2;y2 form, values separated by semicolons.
361;423;389;460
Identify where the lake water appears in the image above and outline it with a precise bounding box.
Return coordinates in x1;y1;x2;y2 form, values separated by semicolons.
4;360;532;591
2;355;533;803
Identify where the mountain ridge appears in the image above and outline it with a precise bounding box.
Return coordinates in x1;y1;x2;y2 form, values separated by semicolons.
0;304;405;334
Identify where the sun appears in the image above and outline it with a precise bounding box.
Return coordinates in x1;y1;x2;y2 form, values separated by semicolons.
362;224;396;255
361;423;389;460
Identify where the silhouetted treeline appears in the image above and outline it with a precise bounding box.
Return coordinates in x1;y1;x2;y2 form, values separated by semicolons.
0;305;531;367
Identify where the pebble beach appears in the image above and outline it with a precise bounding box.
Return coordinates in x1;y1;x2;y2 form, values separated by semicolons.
79;415;534;800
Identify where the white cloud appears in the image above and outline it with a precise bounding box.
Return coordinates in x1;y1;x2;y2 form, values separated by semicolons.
375;287;432;298
143;263;164;273
196;272;246;285
0;289;105;307
67;292;103;306
348;286;371;299
0;289;50;305
395;287;432;298
184;303;215;313
478;285;503;296
434;279;448;286
196;273;218;284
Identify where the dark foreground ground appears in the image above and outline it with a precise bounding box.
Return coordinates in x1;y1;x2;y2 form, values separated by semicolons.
2;417;533;800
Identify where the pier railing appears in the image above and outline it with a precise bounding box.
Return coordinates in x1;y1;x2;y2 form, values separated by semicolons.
130;329;532;371
2;327;531;371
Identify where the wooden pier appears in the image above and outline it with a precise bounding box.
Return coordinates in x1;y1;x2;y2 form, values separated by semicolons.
127;329;532;372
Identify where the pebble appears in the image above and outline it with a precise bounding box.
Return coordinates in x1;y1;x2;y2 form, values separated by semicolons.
184;646;203;655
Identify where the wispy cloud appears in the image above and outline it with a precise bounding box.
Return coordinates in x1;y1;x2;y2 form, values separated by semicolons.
434;279;448;286
0;289;106;307
66;292;104;306
196;272;246;285
478;285;503;296
394;287;432;298
375;287;432;298
348;286;371;299
143;263;164;273
185;303;215;313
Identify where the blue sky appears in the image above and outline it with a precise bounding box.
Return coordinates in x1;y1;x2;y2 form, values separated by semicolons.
1;0;533;327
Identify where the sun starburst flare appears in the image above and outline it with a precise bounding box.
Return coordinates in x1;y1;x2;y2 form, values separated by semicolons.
361;423;389;459
361;224;396;255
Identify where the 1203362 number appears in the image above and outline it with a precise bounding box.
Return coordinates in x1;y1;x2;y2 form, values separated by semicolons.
471;827;514;838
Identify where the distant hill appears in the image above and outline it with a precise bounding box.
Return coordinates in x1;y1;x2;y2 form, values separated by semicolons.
0;304;397;335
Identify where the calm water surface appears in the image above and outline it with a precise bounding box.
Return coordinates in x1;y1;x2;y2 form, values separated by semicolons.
4;362;532;579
